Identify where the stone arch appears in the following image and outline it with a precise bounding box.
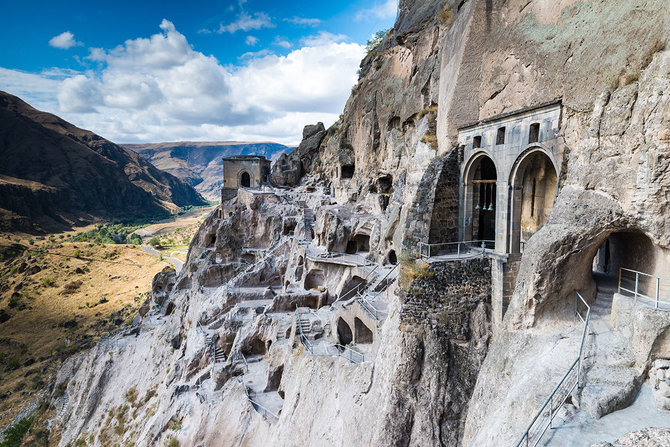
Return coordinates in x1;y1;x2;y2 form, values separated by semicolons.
508;147;559;253
462;152;498;242
337;318;353;345
240;171;251;188
354;318;374;344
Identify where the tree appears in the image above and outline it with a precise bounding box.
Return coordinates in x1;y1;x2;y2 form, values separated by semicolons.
148;237;161;247
366;29;388;55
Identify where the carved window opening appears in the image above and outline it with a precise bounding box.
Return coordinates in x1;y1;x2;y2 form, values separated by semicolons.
529;123;540;143
473;135;482;148
496;127;506;145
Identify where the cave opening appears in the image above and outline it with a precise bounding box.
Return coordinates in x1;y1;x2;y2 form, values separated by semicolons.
354;318;373;344
304;269;325;290
337;318;353;345
341;164;355;179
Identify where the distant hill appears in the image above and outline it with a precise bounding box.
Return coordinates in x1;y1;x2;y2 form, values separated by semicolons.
0;91;208;232
125;142;290;200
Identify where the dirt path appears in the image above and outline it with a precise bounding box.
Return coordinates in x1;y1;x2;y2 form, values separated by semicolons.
141;245;184;273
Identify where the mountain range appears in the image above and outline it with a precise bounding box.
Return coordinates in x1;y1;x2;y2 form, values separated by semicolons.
0;91;207;232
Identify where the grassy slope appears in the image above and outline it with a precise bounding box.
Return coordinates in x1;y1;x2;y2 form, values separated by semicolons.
0;232;172;429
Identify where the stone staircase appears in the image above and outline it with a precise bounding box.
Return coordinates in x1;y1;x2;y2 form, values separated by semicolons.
298;314;312;335
578;276;642;418
56;393;69;419
205;334;227;364
297;201;314;242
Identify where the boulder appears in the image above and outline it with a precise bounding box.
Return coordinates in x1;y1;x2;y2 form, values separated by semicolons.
271;122;326;187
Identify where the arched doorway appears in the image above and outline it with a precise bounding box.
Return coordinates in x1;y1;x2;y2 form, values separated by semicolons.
337;318;353;345
509;149;558;253
464;154;497;242
240;171;251;188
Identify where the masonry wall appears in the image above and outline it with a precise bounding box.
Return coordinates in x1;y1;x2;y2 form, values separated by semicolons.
428;149;460;245
400;258;491;339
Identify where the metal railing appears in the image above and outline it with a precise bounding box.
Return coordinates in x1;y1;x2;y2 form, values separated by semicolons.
618;267;670;310
514;290;591;447
230;351;249;374
418;240;495;259
356;296;380;320
295;309;365;364
237;378;280;421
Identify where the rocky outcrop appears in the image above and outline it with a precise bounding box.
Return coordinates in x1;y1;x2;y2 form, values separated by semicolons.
271;123;326;187
592;428;670;447
0;91;207;231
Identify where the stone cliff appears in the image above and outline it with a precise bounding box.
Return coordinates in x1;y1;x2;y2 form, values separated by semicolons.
38;0;670;446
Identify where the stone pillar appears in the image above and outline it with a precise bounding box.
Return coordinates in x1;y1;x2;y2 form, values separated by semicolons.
509;184;522;254
460;180;473;242
495;180;509;254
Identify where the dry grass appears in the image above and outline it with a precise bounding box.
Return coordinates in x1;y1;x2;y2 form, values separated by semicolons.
421;133;439;150
398;252;435;291
437;4;453;27
0;232;173;427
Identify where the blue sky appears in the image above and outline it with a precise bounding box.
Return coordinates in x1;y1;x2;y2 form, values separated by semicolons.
0;0;397;144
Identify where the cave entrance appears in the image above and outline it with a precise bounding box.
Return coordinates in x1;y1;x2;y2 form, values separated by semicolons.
240;171;251;188
464;154;497;242
591;231;661;307
348;234;370;254
304;269;325;290
337;318;353;345
354;318;373;344
340;275;366;300
509;150;558;253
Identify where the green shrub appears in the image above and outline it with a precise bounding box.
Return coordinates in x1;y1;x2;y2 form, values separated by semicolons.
0;414;33;447
149;238;161;247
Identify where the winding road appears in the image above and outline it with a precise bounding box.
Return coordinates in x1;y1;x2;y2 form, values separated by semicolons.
140;245;184;273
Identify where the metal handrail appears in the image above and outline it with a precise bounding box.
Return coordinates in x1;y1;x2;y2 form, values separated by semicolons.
356;296;380;320
295;309;364;364
618;267;670;310
418;240;495;259
514;290;591;447
237;378;280;421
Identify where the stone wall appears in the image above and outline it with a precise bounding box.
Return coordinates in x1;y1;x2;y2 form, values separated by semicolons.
400;258;491;339
428;148;460;244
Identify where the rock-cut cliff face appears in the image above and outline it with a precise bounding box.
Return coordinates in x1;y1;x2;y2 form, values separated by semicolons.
43;0;670;446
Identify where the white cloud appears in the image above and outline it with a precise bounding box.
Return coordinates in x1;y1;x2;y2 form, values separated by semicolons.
273;36;292;49
0;20;365;145
218;12;273;33
284;17;322;26
355;0;398;21
49;31;82;50
245;35;259;46
300;31;348;47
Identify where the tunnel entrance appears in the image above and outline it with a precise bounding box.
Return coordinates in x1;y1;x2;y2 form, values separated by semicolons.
337;318;353;345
